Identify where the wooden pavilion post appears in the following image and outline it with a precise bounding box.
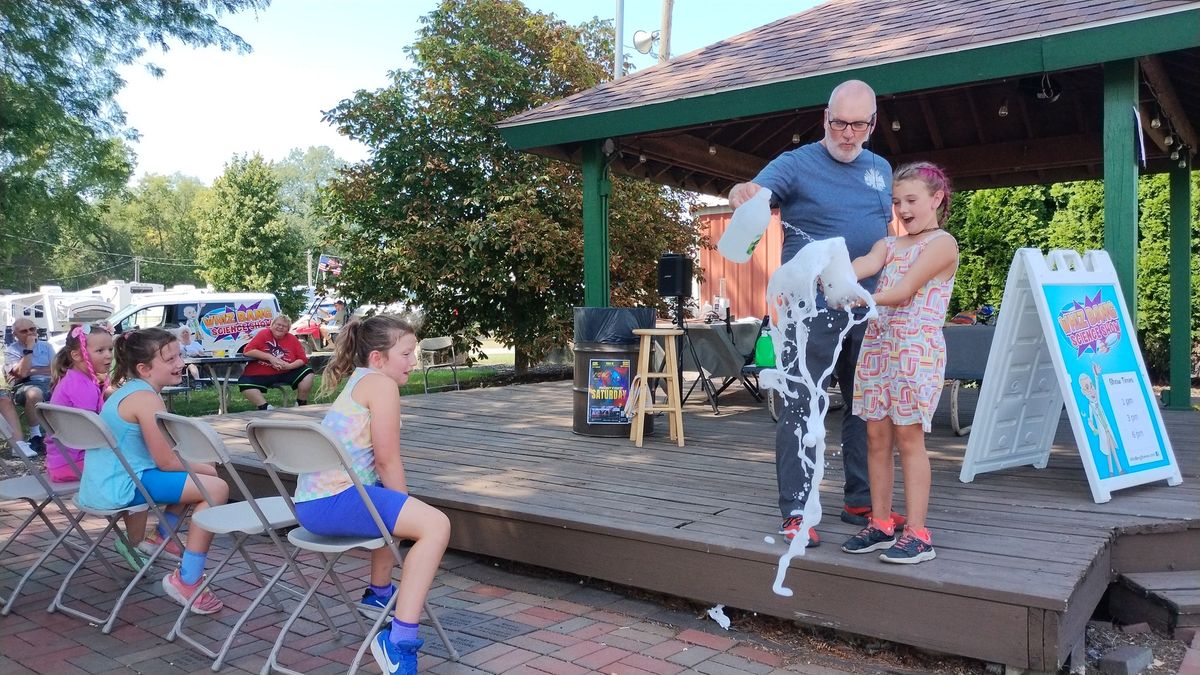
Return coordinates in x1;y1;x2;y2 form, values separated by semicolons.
1102;59;1139;319
1165;158;1193;410
581;139;611;307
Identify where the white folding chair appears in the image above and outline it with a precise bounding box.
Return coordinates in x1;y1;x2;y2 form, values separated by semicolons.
0;414;113;615
246;418;459;675
419;336;461;394
37;403;187;633
155;411;337;671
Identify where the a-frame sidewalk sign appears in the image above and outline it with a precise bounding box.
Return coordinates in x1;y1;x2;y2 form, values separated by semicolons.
960;248;1181;503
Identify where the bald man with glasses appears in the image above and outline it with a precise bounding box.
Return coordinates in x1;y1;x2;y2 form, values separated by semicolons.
5;319;55;454
728;79;896;546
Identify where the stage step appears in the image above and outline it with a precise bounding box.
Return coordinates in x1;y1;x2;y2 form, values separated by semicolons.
1109;570;1200;636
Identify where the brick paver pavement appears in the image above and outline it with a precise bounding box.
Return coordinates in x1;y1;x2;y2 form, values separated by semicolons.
0;507;872;674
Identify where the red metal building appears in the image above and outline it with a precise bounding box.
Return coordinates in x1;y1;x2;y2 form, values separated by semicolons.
695;204;783;322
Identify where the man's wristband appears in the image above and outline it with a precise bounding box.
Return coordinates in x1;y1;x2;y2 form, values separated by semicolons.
22;349;33;355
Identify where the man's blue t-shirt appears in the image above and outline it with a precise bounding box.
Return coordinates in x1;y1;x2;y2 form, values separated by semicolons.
4;339;55;384
753;141;892;294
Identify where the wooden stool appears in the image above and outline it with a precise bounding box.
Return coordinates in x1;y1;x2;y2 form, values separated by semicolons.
629;328;685;447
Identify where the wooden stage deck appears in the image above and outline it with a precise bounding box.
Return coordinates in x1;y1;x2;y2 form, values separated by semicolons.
204;380;1200;672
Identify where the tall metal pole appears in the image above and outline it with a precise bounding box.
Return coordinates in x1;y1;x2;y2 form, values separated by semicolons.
658;0;673;64
613;0;624;79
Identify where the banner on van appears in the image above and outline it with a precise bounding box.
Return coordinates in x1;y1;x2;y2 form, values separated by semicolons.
191;300;275;349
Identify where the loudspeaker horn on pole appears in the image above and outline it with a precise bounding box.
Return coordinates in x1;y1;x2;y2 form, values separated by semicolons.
632;30;658;55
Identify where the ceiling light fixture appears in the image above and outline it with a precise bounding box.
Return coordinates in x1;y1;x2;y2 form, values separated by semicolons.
1150;116;1162;129
1165;135;1175;146
1036;74;1060;103
998;99;1009;118
708;144;717;155
1170;149;1180;161
791;132;801;144
891;119;901;132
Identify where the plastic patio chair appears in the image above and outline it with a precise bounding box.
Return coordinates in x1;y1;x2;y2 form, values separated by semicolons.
245;418;459;675
0;414;113;615
419;336;461;394
155;411;337;671
36;403;187;634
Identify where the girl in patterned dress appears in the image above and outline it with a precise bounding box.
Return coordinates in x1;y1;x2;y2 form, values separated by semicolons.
293;315;450;675
838;162;959;564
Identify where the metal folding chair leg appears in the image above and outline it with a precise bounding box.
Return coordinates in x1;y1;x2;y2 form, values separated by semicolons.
264;550;374;675
47;501;179;634
168;533;340;672
0;499;114;616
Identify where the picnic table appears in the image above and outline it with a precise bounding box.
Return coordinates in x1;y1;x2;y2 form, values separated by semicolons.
183;355;251;415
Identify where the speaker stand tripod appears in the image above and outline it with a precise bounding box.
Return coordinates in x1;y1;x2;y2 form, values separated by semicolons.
670;296;721;414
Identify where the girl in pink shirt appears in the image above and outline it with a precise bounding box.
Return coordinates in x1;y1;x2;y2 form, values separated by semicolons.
46;324;114;483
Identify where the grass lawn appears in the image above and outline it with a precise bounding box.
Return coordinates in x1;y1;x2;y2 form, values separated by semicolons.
168;363;508;417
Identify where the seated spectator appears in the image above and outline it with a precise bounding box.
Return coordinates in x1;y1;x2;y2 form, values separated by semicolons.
1;369;30;457
236;315;314;410
318;299;348;347
5;318;54;454
176;326;205;384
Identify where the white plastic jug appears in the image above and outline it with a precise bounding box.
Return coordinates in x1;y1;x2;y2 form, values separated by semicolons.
717;188;772;263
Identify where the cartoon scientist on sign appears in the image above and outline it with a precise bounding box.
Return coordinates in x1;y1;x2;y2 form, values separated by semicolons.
1078;362;1122;477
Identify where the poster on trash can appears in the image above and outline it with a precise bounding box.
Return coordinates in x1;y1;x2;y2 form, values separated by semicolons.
588;358;632;424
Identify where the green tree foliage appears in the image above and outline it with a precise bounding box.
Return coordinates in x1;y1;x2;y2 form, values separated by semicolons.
197;155;305;315
948;175;1199;379
0;138;132;292
0;0;267;277
946;185;1053;314
273;146;346;252
37;172;208;291
1133;172;1200;376
322;0;701;369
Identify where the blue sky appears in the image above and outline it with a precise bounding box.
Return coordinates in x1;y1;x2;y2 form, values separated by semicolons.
115;0;816;183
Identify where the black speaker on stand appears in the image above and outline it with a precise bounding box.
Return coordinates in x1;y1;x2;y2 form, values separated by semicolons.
657;253;692;299
656;253;718;411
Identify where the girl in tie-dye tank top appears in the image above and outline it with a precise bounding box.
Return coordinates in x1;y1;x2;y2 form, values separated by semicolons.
837;162;960;566
292;315;450;675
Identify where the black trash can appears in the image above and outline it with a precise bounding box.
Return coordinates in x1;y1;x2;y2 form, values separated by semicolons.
572;307;656;437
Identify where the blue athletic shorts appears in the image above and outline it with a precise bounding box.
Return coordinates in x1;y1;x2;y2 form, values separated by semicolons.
128;469;189;506
295;484;409;538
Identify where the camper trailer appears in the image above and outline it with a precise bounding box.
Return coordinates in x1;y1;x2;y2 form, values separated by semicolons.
2;287;115;342
81;279;166;311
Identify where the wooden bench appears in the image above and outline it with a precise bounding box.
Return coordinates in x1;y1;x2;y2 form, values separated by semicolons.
942;324;996;436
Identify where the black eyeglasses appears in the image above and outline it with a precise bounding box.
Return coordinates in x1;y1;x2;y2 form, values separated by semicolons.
15;327;37;334
827;114;875;133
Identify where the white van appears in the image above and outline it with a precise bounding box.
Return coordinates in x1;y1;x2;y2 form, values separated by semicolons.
108;291;280;354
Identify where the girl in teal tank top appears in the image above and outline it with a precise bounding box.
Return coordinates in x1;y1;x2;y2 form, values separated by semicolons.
302;315;451;675
88;328;231;615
